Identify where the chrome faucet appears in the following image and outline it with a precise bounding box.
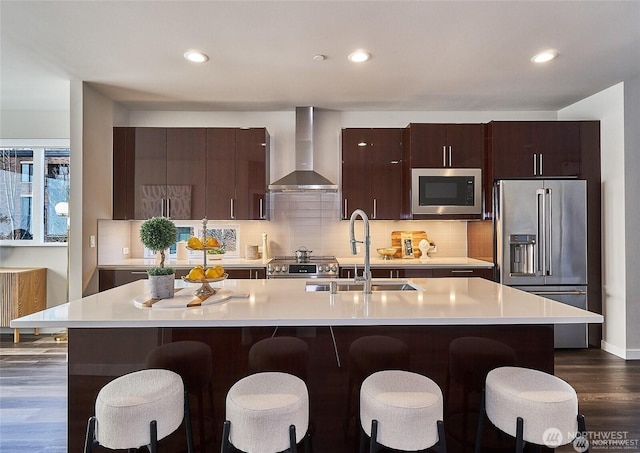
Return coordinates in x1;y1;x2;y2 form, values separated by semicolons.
349;209;372;294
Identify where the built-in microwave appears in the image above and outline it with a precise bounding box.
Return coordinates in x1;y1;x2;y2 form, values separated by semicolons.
411;168;482;215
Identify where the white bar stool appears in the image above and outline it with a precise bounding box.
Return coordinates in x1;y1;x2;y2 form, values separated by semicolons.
221;371;310;453
360;370;447;453
475;366;588;453
84;369;193;453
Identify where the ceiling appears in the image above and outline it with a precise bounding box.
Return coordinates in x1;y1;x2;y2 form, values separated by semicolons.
1;0;639;113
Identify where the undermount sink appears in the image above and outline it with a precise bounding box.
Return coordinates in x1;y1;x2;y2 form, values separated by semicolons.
305;280;421;292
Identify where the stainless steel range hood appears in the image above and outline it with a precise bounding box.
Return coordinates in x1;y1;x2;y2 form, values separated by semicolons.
268;106;338;192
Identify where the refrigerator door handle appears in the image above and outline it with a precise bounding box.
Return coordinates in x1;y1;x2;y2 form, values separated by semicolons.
546;188;553;276
536;188;546;276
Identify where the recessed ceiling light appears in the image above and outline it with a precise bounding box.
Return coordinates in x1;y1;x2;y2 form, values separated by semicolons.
531;49;558;63
184;50;209;63
313;54;326;61
348;50;371;63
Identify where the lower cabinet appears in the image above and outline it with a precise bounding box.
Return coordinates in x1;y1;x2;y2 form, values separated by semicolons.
99;267;265;291
339;267;494;280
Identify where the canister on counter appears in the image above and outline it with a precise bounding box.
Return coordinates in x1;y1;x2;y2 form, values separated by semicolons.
246;244;259;260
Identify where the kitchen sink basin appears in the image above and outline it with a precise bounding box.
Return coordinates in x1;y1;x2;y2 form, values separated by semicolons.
305;280;421;292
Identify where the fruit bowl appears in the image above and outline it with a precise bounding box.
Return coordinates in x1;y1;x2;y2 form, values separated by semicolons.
182;273;228;297
181;273;228;284
377;247;398;260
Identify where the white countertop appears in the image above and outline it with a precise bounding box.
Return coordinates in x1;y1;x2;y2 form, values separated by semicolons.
11;277;602;329
337;257;493;268
98;257;270;269
99;256;493;269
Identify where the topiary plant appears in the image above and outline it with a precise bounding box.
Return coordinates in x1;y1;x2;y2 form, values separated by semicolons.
139;216;177;276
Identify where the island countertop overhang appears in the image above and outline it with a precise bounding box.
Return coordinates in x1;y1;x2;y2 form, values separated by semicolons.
11;277;603;329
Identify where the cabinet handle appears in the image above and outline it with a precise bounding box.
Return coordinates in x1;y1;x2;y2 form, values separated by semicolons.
166;198;171;218
533;154;538;176
372;199;377;219
448;145;452;167
442;145;447;167
230;199;235;219
451;270;474;273
343;199;348;220
259;198;264;219
130;271;148;275
539;153;543;176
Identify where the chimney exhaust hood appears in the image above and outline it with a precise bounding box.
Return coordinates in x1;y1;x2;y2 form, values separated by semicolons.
268;106;338;192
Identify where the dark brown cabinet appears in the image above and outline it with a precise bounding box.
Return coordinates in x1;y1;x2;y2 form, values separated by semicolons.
339;266;493;280
408;123;484;168
99;267;266;291
113;127;269;221
342;128;404;219
487;121;581;179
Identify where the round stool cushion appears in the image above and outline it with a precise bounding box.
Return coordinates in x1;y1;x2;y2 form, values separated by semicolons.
145;341;213;391
226;371;309;453
485;366;578;446
248;337;309;381
449;337;516;390
95;369;184;450
360;370;443;451
349;335;410;379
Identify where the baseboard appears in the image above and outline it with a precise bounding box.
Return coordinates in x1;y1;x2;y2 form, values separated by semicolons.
601;340;640;360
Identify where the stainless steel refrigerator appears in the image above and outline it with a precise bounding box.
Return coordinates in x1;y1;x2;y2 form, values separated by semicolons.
494;179;588;348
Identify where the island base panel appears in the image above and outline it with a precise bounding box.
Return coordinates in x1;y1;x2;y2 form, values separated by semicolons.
68;325;553;453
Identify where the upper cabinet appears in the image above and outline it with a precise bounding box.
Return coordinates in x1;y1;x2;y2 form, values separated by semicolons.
342;128;405;220
487;121;581;179
113;127;269;221
407;123;484;168
206;128;270;221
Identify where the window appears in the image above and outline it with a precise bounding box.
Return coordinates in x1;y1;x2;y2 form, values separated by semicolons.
0;145;70;243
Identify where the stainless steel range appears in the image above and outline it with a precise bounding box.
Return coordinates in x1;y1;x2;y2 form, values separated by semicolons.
267;255;339;278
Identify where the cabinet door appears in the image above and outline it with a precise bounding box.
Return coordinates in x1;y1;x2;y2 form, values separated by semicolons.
113;127;135;219
206;128;237;220
226;268;265;279
370;129;404;219
489;122;536;179
446;124;485;168
408;124;448;167
166;128;206;220
342;129;371;218
534;122;581;176
235;128;269;220
134;128;167;219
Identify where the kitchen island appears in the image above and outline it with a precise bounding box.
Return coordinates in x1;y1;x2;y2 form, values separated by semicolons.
12;277;602;452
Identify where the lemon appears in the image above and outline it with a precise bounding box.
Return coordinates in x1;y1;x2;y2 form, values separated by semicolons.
187;237;203;249
187;267;205;281
205;237;220;248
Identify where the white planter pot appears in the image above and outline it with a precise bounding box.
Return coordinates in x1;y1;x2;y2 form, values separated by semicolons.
148;273;175;299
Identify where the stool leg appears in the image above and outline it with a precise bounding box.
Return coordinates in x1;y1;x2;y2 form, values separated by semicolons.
435;419;448;453
474;391;485;453
577;414;589;453
369;419;379;453
289;424;298;453
515;417;524;453
184;390;195;453
220;420;231;453
149;419;158;453
344;376;354;440
84;416;96;453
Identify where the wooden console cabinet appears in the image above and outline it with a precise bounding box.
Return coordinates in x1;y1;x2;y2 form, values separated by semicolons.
1;268;47;342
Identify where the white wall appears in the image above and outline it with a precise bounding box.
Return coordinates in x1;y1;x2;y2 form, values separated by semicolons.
559;83;628;357
623;76;640;353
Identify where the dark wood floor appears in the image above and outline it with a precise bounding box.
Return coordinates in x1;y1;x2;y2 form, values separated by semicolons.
1;334;639;453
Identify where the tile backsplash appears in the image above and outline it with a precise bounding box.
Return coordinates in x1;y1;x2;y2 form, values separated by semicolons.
98;192;475;263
